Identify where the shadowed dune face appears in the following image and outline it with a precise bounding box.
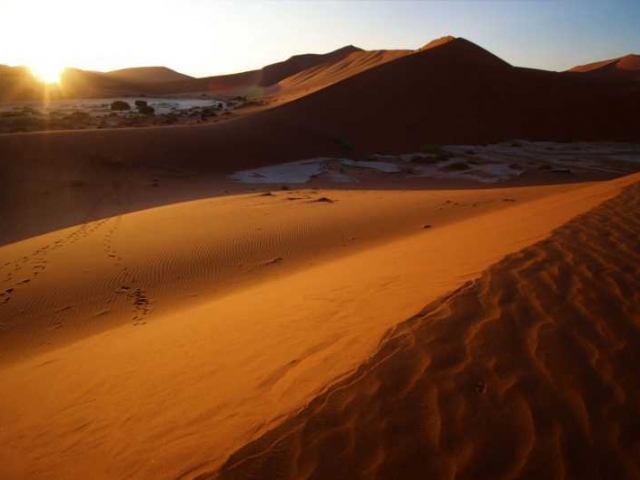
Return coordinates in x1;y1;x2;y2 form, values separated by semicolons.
3;38;640;245
213;181;640;480
266;38;640;149
0;118;344;246
0;66;150;102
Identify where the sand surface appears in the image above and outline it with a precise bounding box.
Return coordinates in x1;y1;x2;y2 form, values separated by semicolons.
1;171;638;479
214;177;640;480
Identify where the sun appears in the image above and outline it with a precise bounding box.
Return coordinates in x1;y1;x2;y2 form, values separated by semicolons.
30;63;65;84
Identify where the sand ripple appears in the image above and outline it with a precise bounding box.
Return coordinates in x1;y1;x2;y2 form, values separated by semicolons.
213;182;640;480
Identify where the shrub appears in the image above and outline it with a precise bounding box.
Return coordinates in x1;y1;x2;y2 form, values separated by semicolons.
111;101;131;111
138;105;155;115
200;107;217;118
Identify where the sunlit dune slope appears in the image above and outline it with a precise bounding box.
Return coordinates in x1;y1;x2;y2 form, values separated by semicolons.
213;177;640;480
273;49;411;101
0;183;575;360
0;173;637;479
151;45;362;96
570;54;640;81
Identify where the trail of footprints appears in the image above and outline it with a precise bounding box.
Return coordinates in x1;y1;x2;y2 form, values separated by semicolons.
1;211;153;327
101;215;152;326
0;217;111;307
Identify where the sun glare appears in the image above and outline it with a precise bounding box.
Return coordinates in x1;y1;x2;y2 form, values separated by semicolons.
30;64;65;84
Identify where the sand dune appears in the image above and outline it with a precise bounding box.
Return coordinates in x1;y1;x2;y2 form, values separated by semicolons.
0;183;576;360
260;46;362;87
105;66;194;84
0;66;153;102
1;171;637;479
263;38;640;149
570;54;640;82
145;45;362;97
272;49;411;102
213;177;640;480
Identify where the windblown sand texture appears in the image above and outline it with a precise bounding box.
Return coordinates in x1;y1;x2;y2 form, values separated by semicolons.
213;179;640;480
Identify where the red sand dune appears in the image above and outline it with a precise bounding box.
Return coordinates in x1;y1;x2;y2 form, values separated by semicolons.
155;45;362;96
1;169;637;479
58;68;147;97
151;68;264;96
274;49;412;100
0;44;363;101
261;38;640;149
0;67;154;101
0;65;44;101
211;180;640;480
104;66;194;84
419;35;457;51
570;54;640;81
2;37;640;243
260;45;362;87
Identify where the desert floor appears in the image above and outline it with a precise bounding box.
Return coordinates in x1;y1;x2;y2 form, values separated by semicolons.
1;142;640;478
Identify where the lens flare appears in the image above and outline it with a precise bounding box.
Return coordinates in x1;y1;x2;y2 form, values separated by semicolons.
30;63;64;84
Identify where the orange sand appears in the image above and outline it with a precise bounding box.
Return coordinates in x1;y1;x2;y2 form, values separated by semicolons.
1;173;638;479
215;178;640;480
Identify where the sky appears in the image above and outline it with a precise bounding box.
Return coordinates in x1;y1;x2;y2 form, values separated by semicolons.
1;0;639;78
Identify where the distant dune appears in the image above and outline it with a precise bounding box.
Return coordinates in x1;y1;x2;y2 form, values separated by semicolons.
0;66;153;101
2;38;638;103
263;37;640;149
259;45;362;87
104;66;194;84
154;45;363;96
0;64;44;101
570;54;640;81
273;49;412;101
2;37;640;244
419;34;457;51
152;69;263;96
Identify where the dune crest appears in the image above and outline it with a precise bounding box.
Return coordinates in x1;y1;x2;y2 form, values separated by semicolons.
570;54;640;81
419;35;457;51
1;173;637;479
213;179;640;480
